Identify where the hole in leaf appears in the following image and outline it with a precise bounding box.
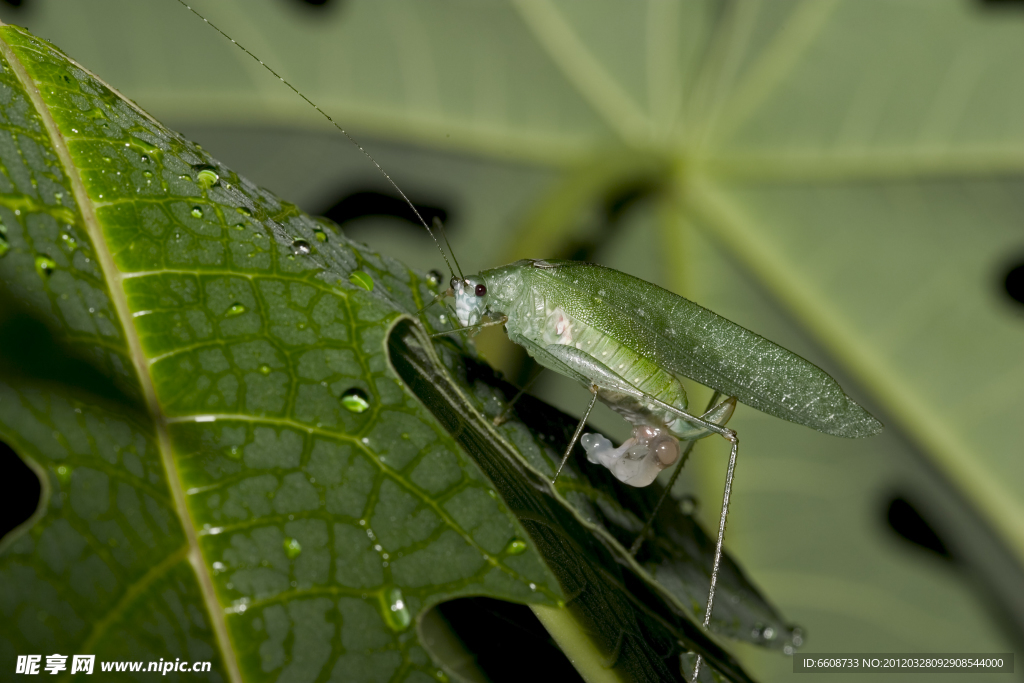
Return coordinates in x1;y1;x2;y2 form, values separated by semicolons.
0;440;41;540
420;597;584;683
317;190;448;232
977;0;1024;9
885;496;953;561
1003;261;1024;307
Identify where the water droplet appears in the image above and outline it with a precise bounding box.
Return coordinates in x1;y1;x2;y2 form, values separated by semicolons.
211;561;226;573
291;239;311;255
190;206;203;219
258;365;271;375
194;165;220;188
313;227;328;243
236;206;252;217
61;233;77;251
679;495;697;515
528;583;536;591
142;171;153;178
504;539;527;555
227;446;241;459
283;537;302;559
0;230;8;258
380;586;411;631
349;270;373;291
427;269;443;287
140;154;150;164
340;388;370;413
225;303;246;317
35;255;56;277
55;464;71;483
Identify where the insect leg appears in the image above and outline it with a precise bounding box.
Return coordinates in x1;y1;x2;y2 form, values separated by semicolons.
552;385;599;483
628;391;724;556
493;367;545;426
414;289;453;318
626;391;739;682
692;425;739;683
429;315;509;338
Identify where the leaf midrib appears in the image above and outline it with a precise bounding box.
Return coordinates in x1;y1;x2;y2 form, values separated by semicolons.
0;28;243;683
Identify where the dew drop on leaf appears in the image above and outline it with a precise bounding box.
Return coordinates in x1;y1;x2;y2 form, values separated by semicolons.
283;537;302;559
236;206;252;217
35;255;56;277
55;464;71;484
61;233;77;251
313;227;328;243
226;446;241;459
291;239;312;255
225;303;246;317
340;388;371;413
349;270;374;291
258;365;271;376
380;586;411;632
194;165;220;188
427;269;443;287
504;539;527;555
190;206;204;219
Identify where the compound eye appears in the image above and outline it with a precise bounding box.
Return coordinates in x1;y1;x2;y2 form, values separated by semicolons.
475;284;487;297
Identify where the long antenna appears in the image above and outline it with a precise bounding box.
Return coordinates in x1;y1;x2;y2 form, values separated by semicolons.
175;0;460;281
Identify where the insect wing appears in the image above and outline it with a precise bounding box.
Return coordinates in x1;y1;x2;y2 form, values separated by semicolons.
531;261;881;438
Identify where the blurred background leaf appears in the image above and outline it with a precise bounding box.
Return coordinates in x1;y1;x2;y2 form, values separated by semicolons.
5;0;1024;681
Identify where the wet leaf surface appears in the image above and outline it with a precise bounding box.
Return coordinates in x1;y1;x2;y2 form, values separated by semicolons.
0;24;792;683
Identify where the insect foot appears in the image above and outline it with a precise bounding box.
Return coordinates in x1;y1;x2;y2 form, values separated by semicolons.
581;425;680;487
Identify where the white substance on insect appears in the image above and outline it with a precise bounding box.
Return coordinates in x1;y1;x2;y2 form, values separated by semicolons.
581;425;680;487
543;306;575;346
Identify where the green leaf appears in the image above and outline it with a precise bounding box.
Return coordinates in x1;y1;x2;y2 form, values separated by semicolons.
0;22;786;683
0;25;562;683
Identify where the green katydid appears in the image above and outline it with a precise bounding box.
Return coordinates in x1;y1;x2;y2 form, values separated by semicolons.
441;259;881;680
178;2;884;678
